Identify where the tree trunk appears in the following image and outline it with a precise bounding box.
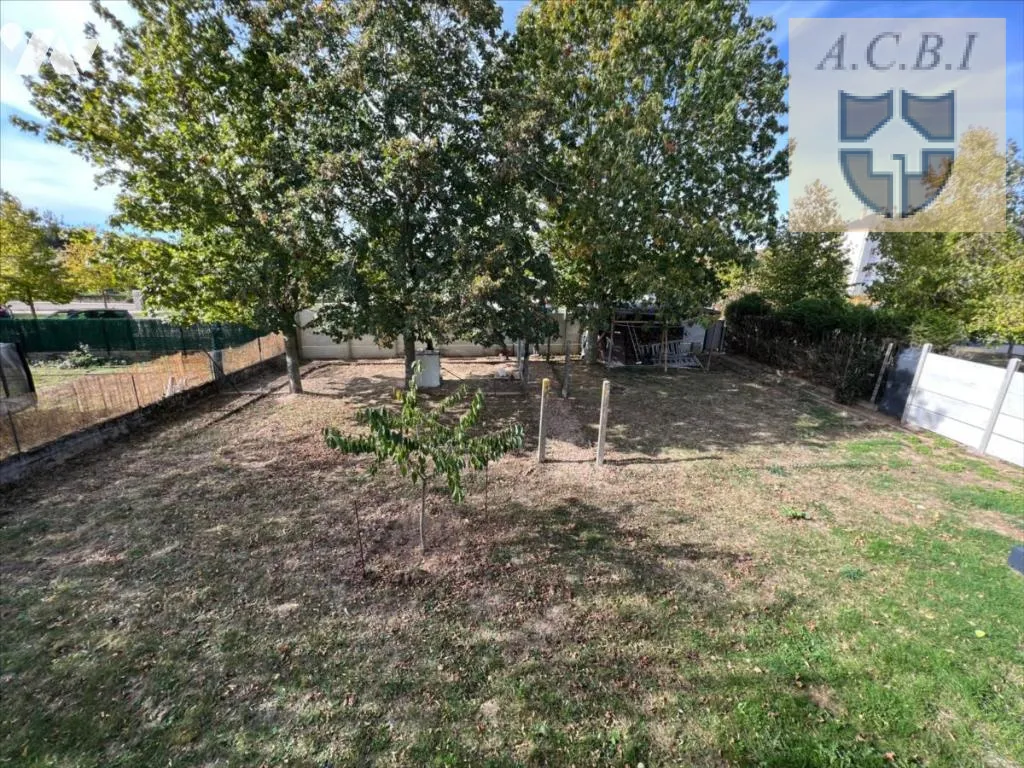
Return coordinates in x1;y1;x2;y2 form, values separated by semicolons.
102;290;109;308
403;334;417;388
283;326;303;393
562;312;572;398
419;482;427;553
28;301;37;319
584;324;599;364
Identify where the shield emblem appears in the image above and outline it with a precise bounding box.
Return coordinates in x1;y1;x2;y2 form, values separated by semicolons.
838;89;955;218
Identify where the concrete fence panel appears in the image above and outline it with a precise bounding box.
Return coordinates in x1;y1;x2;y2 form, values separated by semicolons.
903;347;1023;467
297;309;582;360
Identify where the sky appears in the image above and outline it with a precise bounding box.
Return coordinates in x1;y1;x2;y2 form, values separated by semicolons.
0;0;1020;228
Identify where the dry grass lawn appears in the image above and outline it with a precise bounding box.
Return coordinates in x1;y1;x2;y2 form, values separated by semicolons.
1;357;1022;767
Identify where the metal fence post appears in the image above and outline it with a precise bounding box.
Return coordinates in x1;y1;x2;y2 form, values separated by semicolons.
596;379;611;467
870;342;895;408
537;377;550;463
978;357;1021;454
901;343;931;426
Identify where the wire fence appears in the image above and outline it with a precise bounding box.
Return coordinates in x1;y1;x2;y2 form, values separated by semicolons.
1;333;284;460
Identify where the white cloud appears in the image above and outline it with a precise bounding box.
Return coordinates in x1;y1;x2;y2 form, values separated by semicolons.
0;1;135;225
0;123;118;225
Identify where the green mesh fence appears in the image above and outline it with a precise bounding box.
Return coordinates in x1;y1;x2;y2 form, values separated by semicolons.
0;319;261;354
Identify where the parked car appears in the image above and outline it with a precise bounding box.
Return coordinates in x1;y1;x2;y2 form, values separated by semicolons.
0;305;12;319
62;309;132;319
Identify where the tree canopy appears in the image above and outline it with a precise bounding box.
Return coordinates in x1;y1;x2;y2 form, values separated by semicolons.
512;0;788;332
311;0;554;384
869;134;1024;347
13;0;795;379
0;192;74;316
62;228;126;303
15;0;343;391
755;181;850;307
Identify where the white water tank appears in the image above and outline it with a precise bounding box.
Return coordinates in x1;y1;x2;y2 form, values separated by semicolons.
414;350;442;388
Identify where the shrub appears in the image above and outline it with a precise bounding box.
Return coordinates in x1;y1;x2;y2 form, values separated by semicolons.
828;332;885;404
323;369;523;562
725;299;911;404
724;292;771;326
57;343;104;369
777;296;847;336
910;310;965;351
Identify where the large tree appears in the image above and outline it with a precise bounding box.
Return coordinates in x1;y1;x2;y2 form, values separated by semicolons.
312;0;553;385
14;0;343;392
869;133;1024;349
755;181;850;307
0;192;74;317
62;228;126;305
511;0;787;342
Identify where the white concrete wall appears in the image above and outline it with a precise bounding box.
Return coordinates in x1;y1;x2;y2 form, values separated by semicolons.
904;350;1023;467
986;370;1024;466
296;309;582;360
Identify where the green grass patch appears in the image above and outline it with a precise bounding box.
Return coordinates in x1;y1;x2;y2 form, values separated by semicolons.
795;405;848;434
843;437;905;454
946;486;1024;519
938;458;1000;479
838;565;866;581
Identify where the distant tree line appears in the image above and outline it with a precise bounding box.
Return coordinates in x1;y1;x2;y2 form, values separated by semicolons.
734;135;1023;353
0;191;131;317
11;0;789;392
12;0;1016;395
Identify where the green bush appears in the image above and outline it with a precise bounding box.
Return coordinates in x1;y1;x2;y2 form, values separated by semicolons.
725;296;912;404
776;296;847;335
910;310;965;351
57;344;106;369
724;293;771;326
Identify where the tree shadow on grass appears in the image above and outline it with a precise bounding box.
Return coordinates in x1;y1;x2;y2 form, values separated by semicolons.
563;363;882;459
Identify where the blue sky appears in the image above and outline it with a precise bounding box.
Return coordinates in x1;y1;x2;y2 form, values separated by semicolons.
0;0;1020;228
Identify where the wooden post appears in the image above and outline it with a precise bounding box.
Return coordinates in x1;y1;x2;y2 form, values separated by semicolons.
662;325;668;372
130;374;142;409
596;379;610;467
978;357;1021;454
6;411;21;454
870;342;894;407
537;377;550;463
562;311;571;399
901;343;932;426
257;336;263;361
